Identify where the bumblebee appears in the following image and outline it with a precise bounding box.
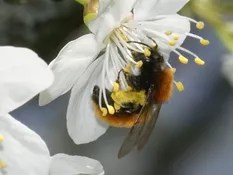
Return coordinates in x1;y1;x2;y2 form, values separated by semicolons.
92;41;174;158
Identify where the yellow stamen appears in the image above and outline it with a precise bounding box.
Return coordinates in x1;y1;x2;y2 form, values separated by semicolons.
107;105;115;115
100;107;107;116
144;48;151;57
126;86;132;91
178;56;189;64
196;21;205;30
0;160;6;169
114;103;121;110
194;57;205;65
118;29;128;42
0;133;3;143
124;64;131;73
165;31;172;35
136;61;143;68
175;82;184;92
113;82;120;92
200;39;210;46
172;68;176;73
173;34;180;40
168;40;176;46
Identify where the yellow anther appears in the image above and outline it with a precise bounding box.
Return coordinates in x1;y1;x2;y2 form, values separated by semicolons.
113;82;120;92
172;68;176;73
196;21;205;30
126;86;133;91
173;34;180;40
114;103;121;110
194;57;205;65
178;56;189;64
136;61;143;68
200;39;210;46
124;64;131;73
0;160;6;169
0;133;3;143
165;31;172;35
175;81;184;92
168;40;176;46
144;48;151;57
107;105;115;115
100;107;107;116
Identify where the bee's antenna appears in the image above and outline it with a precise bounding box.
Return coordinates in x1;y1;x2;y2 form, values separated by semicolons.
146;36;158;49
127;41;153;50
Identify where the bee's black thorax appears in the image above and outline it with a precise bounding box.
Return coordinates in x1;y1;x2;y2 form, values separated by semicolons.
127;48;164;92
91;46;165;117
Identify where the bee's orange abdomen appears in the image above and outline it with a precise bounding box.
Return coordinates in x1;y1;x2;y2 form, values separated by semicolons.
92;102;138;128
93;102;152;128
154;68;174;103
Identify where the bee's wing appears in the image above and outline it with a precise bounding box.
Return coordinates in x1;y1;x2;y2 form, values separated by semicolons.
118;87;154;159
137;103;162;151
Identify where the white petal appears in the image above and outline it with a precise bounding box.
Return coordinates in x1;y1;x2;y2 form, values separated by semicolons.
134;0;190;21
39;34;99;106
88;0;136;42
0;46;54;115
0;114;50;175
98;0;111;15
67;57;108;145
50;154;104;175
139;14;190;56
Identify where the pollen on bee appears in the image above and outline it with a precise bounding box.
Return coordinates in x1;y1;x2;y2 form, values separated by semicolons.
114;103;121;110
126;86;132;91
113;82;120;92
194;57;205;65
0;160;6;169
0;133;3;143
178;55;189;64
136;61;143;68
144;48;151;57
196;21;205;30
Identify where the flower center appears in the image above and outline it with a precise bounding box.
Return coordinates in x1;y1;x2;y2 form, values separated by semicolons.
92;14;209;117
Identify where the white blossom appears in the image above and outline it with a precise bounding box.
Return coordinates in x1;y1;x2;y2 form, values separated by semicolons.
0;46;104;175
39;0;209;144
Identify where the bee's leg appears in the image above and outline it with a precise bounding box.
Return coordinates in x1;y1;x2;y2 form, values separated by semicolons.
116;69;124;82
92;85;115;107
92;85;101;106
